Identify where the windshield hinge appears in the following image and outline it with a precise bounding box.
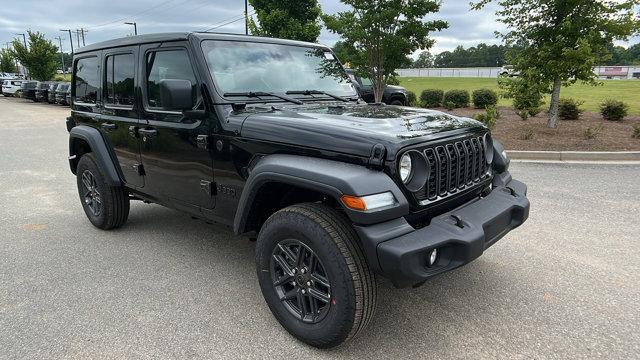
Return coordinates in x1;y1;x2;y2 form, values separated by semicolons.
369;144;386;167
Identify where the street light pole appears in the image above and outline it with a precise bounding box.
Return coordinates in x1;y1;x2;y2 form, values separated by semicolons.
245;0;249;35
14;33;27;47
124;22;138;35
60;29;74;54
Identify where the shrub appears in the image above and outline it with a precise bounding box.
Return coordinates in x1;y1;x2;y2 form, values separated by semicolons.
420;89;444;108
517;110;529;121
499;76;546;114
558;98;584;120
633;124;640;139
474;105;498;129
472;88;498;108
406;91;417;107
445;101;455;110
527;107;542;117
443;89;470;108
600;100;629;121
583;124;604;140
520;127;535;140
385;75;400;85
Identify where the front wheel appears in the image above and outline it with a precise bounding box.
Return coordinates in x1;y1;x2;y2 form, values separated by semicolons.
255;203;377;348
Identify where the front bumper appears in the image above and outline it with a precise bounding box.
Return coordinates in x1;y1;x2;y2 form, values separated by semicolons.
355;174;529;287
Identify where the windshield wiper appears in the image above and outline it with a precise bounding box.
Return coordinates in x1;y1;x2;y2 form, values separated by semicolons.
285;90;349;102
224;91;303;105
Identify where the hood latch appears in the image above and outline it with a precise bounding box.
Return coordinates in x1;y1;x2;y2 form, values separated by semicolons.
369;143;386;168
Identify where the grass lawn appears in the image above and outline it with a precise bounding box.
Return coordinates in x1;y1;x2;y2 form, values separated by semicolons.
399;77;640;115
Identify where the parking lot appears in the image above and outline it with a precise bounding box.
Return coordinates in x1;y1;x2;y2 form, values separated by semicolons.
1;96;639;359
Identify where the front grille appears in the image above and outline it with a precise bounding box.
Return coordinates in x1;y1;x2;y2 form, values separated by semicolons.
412;134;491;204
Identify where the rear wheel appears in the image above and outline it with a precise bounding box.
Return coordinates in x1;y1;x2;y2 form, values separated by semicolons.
256;203;377;348
390;98;405;106
76;153;129;230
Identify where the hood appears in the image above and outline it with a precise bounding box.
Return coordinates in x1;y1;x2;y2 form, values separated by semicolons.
237;103;487;160
385;84;406;93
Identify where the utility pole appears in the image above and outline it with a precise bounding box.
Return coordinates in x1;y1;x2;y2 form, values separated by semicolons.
60;29;73;54
55;36;66;74
73;30;81;47
79;28;87;46
124;22;138;35
245;0;249;35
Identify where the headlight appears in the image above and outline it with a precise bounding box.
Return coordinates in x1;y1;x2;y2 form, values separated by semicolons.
399;153;412;183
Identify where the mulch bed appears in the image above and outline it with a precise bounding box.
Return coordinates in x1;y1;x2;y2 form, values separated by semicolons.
437;107;640;151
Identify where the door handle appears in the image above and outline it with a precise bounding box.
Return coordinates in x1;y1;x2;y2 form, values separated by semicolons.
138;128;158;138
101;122;117;131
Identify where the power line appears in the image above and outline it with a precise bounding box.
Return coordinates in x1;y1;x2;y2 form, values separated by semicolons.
201;11;255;32
88;0;180;29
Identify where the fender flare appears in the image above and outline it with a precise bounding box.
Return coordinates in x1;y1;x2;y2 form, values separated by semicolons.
68;125;122;186
233;154;410;235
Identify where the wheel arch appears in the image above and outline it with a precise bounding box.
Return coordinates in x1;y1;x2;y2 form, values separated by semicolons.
69;125;122;186
233;155;410;235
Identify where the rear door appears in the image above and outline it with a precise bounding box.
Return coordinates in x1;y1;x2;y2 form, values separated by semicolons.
137;42;214;212
98;46;144;188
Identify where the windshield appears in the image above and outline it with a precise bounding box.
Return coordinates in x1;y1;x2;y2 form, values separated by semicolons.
201;40;357;98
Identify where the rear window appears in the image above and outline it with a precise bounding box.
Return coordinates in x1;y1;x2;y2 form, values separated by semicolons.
74;57;99;104
105;53;135;107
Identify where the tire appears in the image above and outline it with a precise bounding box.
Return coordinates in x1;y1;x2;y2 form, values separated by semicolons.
255;203;377;348
76;153;130;230
390;98;404;106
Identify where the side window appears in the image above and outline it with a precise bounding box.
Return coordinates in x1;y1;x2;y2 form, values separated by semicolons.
74;57;99;104
146;49;199;109
105;53;135;107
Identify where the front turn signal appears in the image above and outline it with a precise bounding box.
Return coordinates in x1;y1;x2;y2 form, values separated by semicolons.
341;192;396;212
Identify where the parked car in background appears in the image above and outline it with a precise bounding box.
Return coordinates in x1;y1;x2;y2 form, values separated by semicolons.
0;74;15;95
35;81;53;102
345;69;409;105
21;81;38;101
55;82;70;105
47;82;60;103
65;86;71;105
2;79;24;97
499;65;520;77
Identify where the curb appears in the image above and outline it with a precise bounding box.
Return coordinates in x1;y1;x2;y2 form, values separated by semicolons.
507;150;640;162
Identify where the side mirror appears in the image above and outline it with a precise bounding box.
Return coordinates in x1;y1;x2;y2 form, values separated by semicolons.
159;79;194;110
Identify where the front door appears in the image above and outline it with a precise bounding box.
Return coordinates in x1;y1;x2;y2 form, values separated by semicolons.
137;43;215;212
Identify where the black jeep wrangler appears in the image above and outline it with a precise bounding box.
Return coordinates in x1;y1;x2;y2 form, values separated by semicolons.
66;32;529;348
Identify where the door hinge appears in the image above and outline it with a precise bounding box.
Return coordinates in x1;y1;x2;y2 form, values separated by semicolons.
200;180;217;196
369;143;386;167
133;164;145;176
197;135;209;150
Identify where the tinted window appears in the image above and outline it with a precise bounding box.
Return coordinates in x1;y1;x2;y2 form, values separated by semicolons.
75;57;99;103
146;50;198;109
105;54;135;106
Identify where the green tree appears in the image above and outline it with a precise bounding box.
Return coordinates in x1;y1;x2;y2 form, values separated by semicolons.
0;49;17;73
472;0;640;128
248;0;322;42
11;31;59;81
332;40;358;66
323;0;447;103
412;50;434;68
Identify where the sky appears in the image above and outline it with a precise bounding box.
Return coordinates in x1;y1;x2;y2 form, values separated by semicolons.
0;0;637;57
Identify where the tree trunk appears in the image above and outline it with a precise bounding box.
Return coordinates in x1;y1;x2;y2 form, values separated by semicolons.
373;74;384;103
547;78;561;128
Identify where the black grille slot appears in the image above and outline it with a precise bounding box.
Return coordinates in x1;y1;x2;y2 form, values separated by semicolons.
413;134;491;204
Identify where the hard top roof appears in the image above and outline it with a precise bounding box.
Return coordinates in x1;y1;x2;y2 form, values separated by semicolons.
75;32;329;54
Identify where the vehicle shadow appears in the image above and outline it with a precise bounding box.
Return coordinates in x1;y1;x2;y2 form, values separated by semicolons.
114;202;505;356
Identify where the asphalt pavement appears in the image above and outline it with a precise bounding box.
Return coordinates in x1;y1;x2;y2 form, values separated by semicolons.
1;96;639;359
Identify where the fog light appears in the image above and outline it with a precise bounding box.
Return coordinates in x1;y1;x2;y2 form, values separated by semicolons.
428;249;438;266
